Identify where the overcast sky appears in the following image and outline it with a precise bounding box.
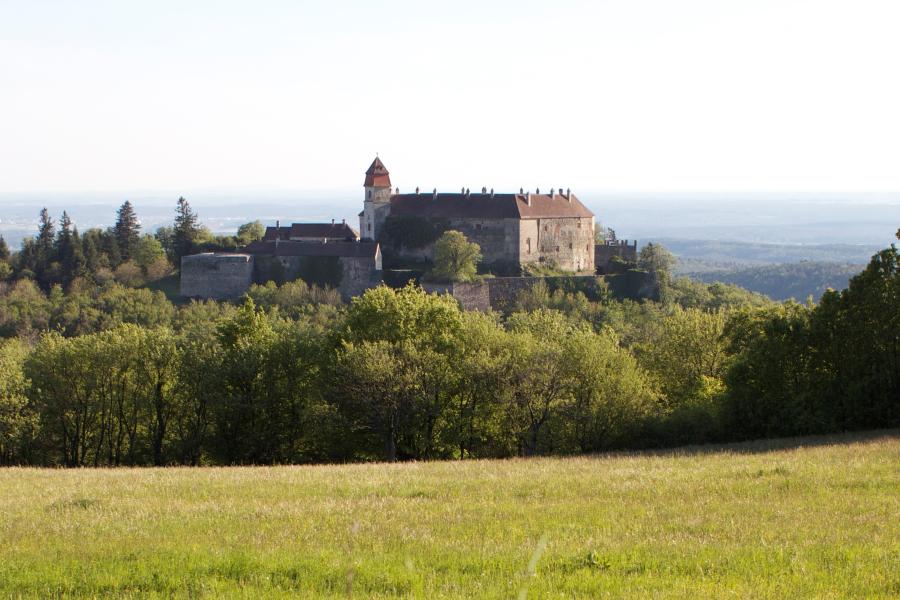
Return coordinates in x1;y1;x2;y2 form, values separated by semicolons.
1;0;898;194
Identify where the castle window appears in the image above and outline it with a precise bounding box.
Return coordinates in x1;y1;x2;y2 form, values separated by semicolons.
367;223;371;232
544;225;549;232
578;221;582;228
569;243;573;250
526;238;531;254
586;244;590;251
555;246;560;252
367;190;371;199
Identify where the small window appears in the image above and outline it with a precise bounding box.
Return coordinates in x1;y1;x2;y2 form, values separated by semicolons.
577;221;582;229
367;190;372;199
475;224;482;231
586;244;590;251
367;223;371;231
569;243;573;250
544;225;549;232
555;246;560;252
526;238;531;254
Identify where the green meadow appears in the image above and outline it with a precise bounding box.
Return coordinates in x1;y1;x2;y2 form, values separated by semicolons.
1;431;897;599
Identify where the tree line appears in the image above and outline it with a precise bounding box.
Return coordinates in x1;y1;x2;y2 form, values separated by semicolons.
0;230;896;465
0;198;266;292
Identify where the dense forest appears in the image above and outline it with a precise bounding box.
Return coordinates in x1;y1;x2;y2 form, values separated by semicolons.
0;203;897;466
691;262;863;301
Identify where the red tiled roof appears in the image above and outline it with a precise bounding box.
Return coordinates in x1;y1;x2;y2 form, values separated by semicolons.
263;223;358;241
245;240;380;258
388;192;593;220
364;157;391;188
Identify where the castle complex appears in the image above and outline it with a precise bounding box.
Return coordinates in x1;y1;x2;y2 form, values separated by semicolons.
360;157;596;273
180;157;639;304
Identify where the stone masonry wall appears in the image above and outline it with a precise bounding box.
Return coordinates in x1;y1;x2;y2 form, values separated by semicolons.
181;253;254;300
521;217;595;272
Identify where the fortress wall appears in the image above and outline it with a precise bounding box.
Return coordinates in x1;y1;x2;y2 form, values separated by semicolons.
531;217;595;272
421;281;491;312
392;217;522;273
595;241;638;274
180;253;254;299
339;256;383;300
423;275;610;312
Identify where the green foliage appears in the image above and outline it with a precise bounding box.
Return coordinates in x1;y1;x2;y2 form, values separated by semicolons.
0;339;32;464
427;230;482;283
114;201;141;260
173;196;201;261
236;220;265;245
691;262;864;301
1;234;897;467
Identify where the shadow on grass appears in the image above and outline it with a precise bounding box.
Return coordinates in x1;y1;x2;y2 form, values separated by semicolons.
610;428;900;460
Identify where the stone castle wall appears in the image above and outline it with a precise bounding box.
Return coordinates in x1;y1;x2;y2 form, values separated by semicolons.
595;241;638;274
521;217;595;272
181;253;254;300
423;275;613;312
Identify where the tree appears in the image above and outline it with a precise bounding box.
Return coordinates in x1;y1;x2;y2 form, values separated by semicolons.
34;208;57;286
173;197;201;262
114;201;141;260
638;242;676;302
429;230;482;282
56;213;84;287
0;339;33;464
236;221;265;245
0;235;9;262
133;234;166;270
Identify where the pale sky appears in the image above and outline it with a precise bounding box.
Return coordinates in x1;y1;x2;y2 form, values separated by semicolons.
1;0;899;193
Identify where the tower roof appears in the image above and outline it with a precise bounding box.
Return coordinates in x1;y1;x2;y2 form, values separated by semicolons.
364;157;392;188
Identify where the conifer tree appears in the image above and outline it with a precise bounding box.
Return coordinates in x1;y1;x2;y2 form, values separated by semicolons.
34;208;57;286
173;196;200;261
114;200;141;260
0;235;9;262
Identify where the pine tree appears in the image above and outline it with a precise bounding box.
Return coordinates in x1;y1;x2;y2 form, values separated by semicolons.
173;196;200;261
114;200;141;260
0;235;9;262
34;208;57;286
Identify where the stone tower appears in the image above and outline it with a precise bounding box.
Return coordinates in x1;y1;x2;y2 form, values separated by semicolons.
360;157;392;241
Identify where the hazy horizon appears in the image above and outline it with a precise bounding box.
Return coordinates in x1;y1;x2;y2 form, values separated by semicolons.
2;0;899;193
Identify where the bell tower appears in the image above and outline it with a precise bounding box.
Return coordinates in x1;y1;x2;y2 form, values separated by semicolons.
361;156;392;241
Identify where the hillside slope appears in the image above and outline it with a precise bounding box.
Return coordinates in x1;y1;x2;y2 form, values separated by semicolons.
1;431;897;598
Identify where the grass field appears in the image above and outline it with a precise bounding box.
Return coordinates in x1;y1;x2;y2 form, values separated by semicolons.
1;432;898;599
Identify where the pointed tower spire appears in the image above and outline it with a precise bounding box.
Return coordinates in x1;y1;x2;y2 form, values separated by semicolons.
364;157;391;188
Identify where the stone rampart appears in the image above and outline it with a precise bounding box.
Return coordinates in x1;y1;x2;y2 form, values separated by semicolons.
181;253;254;300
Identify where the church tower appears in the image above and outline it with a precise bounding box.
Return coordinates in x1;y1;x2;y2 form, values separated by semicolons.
361;157;392;241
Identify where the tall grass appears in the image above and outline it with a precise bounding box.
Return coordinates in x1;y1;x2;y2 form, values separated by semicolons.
1;431;897;598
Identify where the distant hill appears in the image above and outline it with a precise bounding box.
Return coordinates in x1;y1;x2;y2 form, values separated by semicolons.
689;262;864;301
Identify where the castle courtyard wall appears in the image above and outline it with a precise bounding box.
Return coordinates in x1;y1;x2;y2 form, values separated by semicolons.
180;253;254;300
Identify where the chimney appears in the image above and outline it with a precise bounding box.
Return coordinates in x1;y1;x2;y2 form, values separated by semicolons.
567;188;572;203
433;188;438;201
536;187;540;194
550;188;555;198
331;218;335;225
519;187;524;194
342;218;346;224
490;188;495;198
481;186;487;194
415;186;420;195
395;187;399;194
465;188;470;198
526;191;532;206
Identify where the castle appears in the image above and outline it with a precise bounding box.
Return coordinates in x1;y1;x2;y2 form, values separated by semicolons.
181;157;639;303
360;157;596;273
